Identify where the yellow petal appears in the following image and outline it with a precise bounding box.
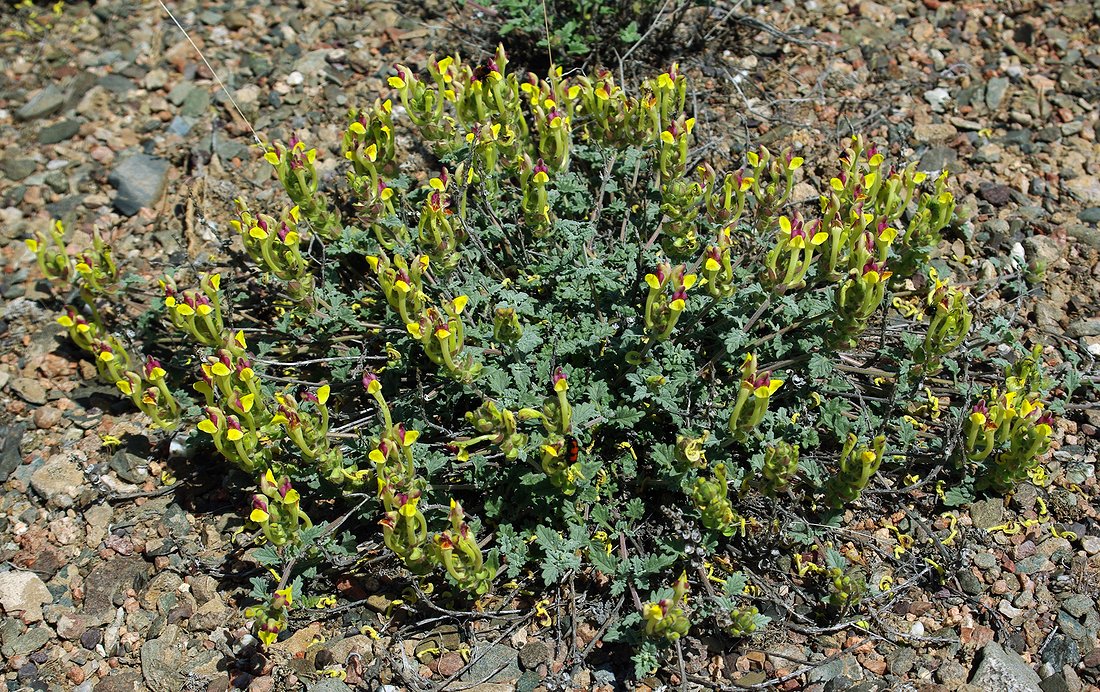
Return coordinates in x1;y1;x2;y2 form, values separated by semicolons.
403;429;420;446
788;156;804;170
452;295;468;314
317;384;330;405
779;216;791;234
226;428;244;442
197;420;218;434
250;508;270;523
349;122;366;135
644;274;661;290
682;274;697;289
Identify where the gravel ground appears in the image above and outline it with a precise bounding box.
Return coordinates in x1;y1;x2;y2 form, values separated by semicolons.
0;0;1098;691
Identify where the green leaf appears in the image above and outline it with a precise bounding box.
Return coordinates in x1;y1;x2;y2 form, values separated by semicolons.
590;545;619;576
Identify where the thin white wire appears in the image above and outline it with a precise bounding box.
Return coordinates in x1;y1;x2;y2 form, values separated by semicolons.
157;0;263;147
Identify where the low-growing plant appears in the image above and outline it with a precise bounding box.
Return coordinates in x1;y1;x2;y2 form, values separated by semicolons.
31;45;1068;677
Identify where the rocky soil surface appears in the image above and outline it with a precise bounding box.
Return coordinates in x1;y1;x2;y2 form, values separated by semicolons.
0;0;1098;690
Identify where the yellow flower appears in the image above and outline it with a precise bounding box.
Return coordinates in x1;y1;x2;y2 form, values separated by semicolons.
754;379;783;398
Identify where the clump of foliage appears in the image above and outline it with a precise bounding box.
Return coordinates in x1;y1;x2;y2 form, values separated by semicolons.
459;0;730;68
32;46;1065;677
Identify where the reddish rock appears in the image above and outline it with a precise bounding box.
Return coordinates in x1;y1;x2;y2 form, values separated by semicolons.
436;651;464;677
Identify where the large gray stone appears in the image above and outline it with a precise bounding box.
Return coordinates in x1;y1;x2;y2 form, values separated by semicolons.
108;154;170;216
29;453;86;508
986;77;1010;110
92;670;143;692
969;498;1005;530
140;624;189;692
83;556;150;625
0;571;53;622
38;119;81;144
1;625;52;657
969;641;1042;691
1065;176;1100;205
16;85;65;121
460;643;521;684
0;424;25;482
1;158;37;182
